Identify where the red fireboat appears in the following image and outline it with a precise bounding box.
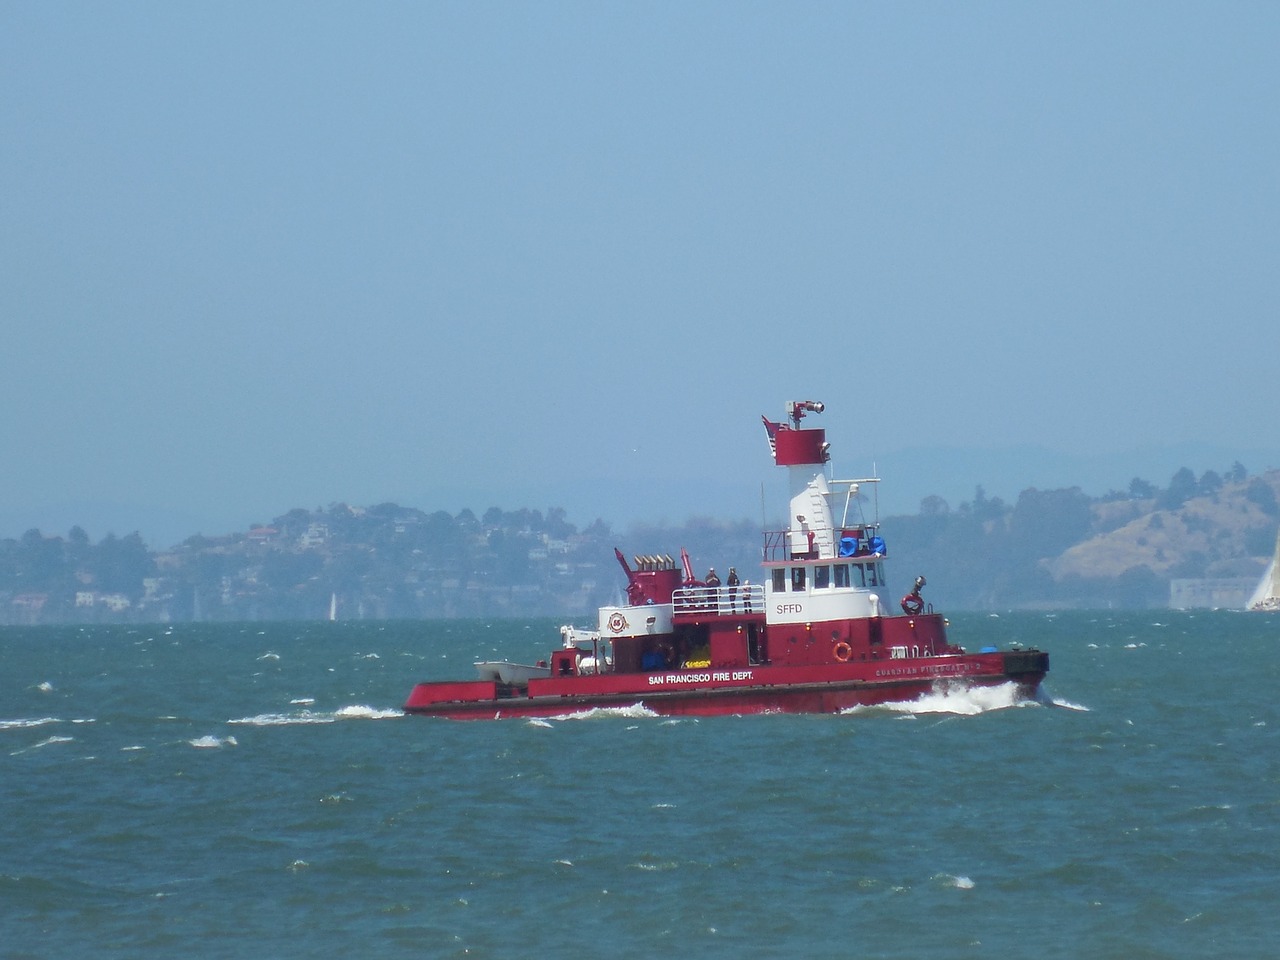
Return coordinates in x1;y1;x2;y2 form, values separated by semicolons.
404;400;1048;720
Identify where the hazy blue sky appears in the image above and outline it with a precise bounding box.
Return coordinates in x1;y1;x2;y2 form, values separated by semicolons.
4;2;1278;547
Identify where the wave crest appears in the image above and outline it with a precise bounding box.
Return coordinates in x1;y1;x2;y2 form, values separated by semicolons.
228;705;401;726
843;681;1031;717
1;717;62;730
189;735;237;749
540;703;660;722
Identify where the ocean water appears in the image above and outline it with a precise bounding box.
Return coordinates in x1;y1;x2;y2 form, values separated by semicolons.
2;611;1278;959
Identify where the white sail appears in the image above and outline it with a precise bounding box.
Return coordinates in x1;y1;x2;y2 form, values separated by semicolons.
328;593;338;621
1248;532;1280;611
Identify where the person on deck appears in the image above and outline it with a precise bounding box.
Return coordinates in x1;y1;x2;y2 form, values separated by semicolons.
704;567;721;611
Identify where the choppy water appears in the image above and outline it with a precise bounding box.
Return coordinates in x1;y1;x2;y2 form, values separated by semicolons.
2;612;1278;959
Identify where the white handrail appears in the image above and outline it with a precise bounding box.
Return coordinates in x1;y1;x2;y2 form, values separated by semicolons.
672;583;764;615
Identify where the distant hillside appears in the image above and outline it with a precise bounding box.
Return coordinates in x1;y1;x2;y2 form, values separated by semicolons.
3;466;1278;622
886;468;1280;610
1049;471;1280;581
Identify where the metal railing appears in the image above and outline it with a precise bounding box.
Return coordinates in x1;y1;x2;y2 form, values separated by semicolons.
672;583;765;616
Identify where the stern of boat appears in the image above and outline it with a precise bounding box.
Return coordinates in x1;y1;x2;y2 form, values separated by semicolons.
1000;648;1049;693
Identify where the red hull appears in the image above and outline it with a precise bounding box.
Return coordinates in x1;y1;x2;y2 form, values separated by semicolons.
404;650;1049;720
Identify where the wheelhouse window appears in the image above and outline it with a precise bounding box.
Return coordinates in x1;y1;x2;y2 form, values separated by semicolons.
791;567;806;591
814;565;830;589
772;569;786;594
831;561;885;590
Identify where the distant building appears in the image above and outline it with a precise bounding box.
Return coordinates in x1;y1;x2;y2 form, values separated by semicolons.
299;523;329;549
1169;578;1255;610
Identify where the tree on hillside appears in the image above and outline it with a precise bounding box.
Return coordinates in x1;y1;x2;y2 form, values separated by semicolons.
583;518;612;539
920;495;950;516
419;510;469;564
544;507;575;540
483;529;532;582
1198;470;1223;496
67;526;91;567
255;549;319;591
1129;477;1157;500
1008;487;1093;560
95;532;154;595
272;508;313;538
1157;467;1198;510
1246;525;1278;555
15;529;71;592
1246;478;1279;516
961;486;1007;522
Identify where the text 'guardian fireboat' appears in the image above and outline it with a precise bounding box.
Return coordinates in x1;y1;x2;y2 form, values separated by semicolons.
404;401;1048;719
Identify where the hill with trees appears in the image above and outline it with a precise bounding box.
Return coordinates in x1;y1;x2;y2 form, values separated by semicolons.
2;463;1277;624
887;465;1279;609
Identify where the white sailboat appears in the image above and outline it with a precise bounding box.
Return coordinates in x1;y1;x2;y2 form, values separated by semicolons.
328;593;338;621
1247;531;1280;611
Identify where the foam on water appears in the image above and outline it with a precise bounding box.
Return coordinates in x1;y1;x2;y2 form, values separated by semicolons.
228;711;335;726
1;717;62;730
632;859;679;872
842;681;1030;716
545;703;661;721
1049;695;1091;711
228;705;401;726
189;735;237;749
333;704;400;720
10;734;75;755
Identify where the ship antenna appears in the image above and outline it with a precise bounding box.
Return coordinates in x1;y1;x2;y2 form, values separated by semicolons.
872;460;881;524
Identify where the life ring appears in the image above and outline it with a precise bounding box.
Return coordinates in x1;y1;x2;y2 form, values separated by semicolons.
900;594;923;615
832;641;852;662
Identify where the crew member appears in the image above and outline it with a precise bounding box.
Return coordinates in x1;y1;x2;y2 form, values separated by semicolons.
705;567;721;611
